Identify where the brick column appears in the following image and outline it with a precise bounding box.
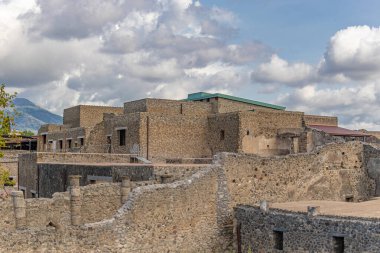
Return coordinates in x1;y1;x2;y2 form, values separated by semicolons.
121;176;131;204
11;191;26;229
69;175;81;226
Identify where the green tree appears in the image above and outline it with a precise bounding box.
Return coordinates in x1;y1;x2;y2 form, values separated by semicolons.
0;84;17;198
20;130;35;137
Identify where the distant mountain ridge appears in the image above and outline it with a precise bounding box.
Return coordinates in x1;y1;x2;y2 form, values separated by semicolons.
12;98;63;133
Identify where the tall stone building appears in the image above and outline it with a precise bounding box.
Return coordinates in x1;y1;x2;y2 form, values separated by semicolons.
37;92;343;162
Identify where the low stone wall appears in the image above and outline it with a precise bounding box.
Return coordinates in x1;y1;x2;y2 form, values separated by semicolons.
0;199;15;229
222;142;374;211
81;183;122;223
235;205;380;253
36;152;138;164
1;142;378;252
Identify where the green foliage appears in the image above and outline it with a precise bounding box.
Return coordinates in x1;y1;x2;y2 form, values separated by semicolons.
20;130;35;137
0;168;15;187
0;84;17;157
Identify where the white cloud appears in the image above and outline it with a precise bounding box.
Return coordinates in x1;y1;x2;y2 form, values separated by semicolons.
319;26;380;81
252;55;315;86
0;0;265;114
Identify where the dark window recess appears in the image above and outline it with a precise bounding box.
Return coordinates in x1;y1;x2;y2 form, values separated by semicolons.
274;230;284;250
90;180;96;184
247;130;250;135
79;138;84;146
20;189;25;199
42;135;47;144
31;192;36;198
67;139;72;149
206;98;210;102
220;130;225;140
59;140;63;150
119;129;126;146
333;236;344;253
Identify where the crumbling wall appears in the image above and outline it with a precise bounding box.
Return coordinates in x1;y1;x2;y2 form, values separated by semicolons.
0;167;222;252
0;199;15;229
235;205;380;253
221;142;374;215
81;183;121;223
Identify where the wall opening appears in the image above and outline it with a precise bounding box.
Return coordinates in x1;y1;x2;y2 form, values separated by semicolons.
345;195;354;202
59;140;63;150
79;138;84;146
333;236;344;253
42;134;47;144
220;130;225;140
118;129;126;146
67;139;72;149
273;230;284;250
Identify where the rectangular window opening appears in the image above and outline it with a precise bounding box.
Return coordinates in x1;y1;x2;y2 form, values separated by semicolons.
79;138;84;146
274;230;284;251
67;139;72;149
42;135;47;144
333;236;344;253
220;130;225;141
119;129;126;146
59;140;63;150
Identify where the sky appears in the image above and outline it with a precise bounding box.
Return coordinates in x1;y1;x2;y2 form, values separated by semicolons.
0;0;380;130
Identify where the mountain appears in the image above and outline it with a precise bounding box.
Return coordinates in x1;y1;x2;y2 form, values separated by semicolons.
12;98;63;133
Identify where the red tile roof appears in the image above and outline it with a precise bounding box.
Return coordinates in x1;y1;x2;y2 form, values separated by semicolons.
309;125;370;137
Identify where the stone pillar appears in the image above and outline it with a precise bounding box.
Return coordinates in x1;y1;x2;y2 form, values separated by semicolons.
121;176;131;204
11;191;26;229
307;206;320;217
260;200;270;212
69;175;81;226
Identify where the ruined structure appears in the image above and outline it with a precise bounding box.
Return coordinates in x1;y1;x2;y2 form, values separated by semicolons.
37;92;340;160
1;141;378;252
6;92;380;252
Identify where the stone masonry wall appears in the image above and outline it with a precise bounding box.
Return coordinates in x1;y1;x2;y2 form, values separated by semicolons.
0;166;223;252
3;142;378;252
214;97;280;113
304;114;338;126
208;112;240;154
221;142;375;221
240;110;304;156
144;114;212;161
18;153;38;198
235;205;380;253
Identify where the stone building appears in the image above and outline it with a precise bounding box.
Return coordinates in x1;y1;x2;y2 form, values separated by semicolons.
37;92;340;161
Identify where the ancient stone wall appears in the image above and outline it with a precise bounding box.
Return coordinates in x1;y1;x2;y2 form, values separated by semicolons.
304;114;338;126
144;114;212;161
235;205;380;253
240;110;304;156
18;153;38;198
80;183;122;223
36;152;136;164
0;198;15;229
0;150;25;178
221;142;375;216
208;112;240;154
64;105;123;129
213;97;280;113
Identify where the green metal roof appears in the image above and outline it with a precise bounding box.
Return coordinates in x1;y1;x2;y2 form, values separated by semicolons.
186;92;286;110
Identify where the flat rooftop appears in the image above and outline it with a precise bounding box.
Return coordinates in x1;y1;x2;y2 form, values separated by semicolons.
271;198;380;218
